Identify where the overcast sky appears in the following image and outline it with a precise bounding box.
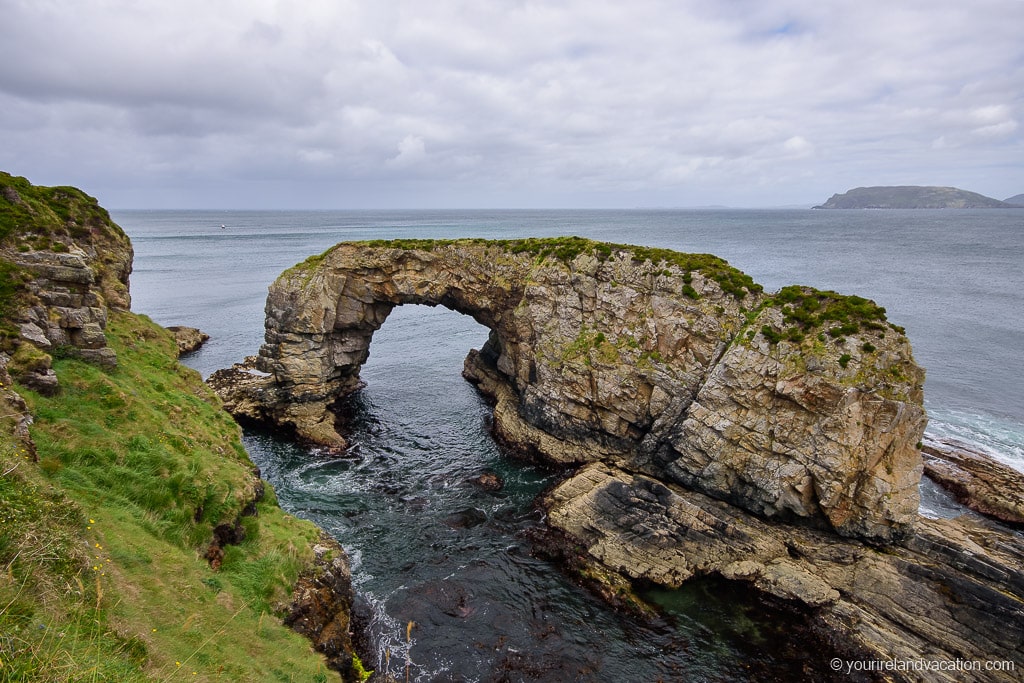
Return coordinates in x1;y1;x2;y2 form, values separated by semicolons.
2;0;1022;209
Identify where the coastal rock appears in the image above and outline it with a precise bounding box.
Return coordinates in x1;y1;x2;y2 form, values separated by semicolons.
207;356;350;451
922;436;1024;526
212;238;926;542
658;302;926;541
166;325;210;356
284;535;359;679
545;463;1024;681
1;172;134;389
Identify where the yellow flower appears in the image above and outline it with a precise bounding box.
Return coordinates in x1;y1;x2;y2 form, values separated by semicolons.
176;662;181;667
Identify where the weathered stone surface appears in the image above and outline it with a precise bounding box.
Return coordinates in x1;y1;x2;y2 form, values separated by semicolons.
922;436;1024;526
284;535;359;679
166;325;210;356
212;239;926;543
658;304;926;541
1;174;134;390
207;356;350;452
546;463;1024;682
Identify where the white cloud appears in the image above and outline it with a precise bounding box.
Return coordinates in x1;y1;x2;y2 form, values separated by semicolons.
0;0;1022;207
388;135;427;168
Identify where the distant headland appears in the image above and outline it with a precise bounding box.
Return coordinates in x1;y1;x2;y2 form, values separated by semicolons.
814;185;1022;209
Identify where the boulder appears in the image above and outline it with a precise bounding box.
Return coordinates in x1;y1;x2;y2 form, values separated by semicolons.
166;325;210;356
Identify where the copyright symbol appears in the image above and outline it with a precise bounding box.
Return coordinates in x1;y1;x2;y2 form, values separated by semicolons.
830;658;843;671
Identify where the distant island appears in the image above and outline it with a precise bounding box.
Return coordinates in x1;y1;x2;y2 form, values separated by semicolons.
1005;193;1024;206
814;185;1018;209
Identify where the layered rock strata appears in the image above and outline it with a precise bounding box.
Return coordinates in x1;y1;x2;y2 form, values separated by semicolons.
545;464;1024;682
0;172;133;392
922;436;1024;526
211;237;925;542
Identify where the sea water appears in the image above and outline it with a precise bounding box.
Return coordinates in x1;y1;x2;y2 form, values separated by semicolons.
117;208;1024;681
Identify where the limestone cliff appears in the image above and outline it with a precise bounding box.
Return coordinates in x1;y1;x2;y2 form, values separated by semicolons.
209;237;925;543
1;173;362;680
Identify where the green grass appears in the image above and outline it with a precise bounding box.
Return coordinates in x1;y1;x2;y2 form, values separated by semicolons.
754;285;898;346
2;311;339;681
337;237;762;299
0;172;119;246
0;258;28;348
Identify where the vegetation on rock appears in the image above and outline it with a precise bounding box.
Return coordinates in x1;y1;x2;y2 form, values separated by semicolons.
755;285;895;345
349;236;762;299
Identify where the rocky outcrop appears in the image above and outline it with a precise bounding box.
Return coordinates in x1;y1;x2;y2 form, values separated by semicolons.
284;535;359;679
167;325;209;356
212;238;925;543
544;463;1024;682
0;172;133;391
922;436;1024;526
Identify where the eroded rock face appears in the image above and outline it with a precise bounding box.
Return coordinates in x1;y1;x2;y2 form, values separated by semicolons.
212;238;925;542
284;535;359;679
659;304;926;540
1;173;134;390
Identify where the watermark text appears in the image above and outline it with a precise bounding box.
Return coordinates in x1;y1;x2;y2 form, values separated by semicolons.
831;658;1015;676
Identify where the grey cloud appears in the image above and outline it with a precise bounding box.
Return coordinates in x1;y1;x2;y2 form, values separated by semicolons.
1;0;1022;207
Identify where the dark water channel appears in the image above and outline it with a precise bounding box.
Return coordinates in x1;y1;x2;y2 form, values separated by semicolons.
242;305;833;682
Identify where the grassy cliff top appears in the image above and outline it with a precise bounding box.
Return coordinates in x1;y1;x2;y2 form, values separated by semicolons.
0;171;128;247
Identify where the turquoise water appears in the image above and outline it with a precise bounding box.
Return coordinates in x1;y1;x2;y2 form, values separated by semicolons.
117;208;1024;680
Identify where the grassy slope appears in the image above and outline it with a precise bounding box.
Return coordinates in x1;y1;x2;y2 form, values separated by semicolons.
1;312;339;682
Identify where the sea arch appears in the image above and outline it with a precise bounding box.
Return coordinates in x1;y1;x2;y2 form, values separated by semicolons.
212;237;927;541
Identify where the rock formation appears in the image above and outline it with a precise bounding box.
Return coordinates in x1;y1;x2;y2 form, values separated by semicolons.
545;464;1024;681
0;172;133;392
210;238;925;542
922;436;1024;526
210;236;1024;680
167;325;210;356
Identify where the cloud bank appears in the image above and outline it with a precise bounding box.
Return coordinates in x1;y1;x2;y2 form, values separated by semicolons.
2;0;1022;207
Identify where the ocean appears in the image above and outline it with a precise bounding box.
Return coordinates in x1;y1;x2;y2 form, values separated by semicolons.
115;208;1024;681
